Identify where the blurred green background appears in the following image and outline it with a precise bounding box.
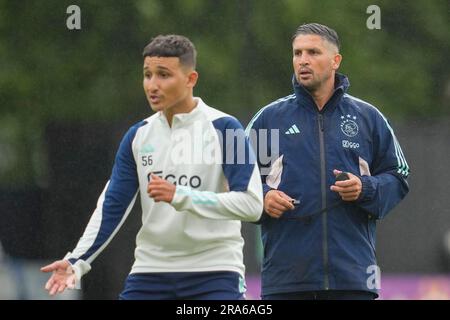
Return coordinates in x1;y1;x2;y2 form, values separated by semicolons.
1;0;449;187
0;0;449;299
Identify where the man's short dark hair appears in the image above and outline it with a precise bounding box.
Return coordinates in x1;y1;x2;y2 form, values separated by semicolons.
142;35;197;69
292;23;340;51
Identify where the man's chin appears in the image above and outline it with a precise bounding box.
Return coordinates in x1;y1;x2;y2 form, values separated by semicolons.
150;104;164;112
299;81;316;92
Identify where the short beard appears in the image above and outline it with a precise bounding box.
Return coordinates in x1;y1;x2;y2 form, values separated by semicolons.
300;79;319;93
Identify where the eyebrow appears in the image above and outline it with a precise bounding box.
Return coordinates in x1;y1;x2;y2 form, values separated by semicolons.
294;47;324;56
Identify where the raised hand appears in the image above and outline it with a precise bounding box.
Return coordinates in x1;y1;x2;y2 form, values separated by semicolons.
330;169;362;201
147;174;176;203
40;260;76;296
264;190;295;218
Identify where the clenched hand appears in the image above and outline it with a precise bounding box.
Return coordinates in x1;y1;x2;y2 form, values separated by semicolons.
147;173;176;203
264;190;295;218
330;169;362;201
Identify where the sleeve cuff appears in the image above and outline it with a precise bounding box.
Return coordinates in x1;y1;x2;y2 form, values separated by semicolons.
170;185;190;212
358;175;377;202
263;184;273;198
64;252;92;290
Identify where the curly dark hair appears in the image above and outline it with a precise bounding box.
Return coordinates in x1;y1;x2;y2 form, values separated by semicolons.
142;34;196;68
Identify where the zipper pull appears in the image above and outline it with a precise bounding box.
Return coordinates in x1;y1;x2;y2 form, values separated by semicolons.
318;114;324;132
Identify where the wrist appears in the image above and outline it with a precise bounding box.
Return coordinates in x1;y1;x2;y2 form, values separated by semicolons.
358;175;376;202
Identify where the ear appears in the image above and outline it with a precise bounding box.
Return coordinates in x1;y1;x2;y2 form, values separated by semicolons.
332;53;342;71
186;70;198;88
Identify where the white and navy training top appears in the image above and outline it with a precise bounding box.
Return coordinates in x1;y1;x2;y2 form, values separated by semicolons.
64;97;263;284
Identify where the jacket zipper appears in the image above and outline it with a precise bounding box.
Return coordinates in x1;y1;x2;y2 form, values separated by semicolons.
318;113;329;290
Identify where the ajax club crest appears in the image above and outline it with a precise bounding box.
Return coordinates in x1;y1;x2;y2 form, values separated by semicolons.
340;115;359;137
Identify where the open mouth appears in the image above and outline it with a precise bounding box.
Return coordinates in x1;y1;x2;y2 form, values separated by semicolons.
150;95;161;104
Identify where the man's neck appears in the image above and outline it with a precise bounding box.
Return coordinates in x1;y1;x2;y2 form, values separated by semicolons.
310;76;336;111
165;96;197;127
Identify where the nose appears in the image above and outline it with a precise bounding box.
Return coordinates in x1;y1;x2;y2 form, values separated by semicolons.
299;56;309;66
295;52;310;67
144;76;159;93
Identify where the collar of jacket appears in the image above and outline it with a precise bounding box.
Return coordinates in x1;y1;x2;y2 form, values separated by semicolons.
292;73;350;113
157;97;205;128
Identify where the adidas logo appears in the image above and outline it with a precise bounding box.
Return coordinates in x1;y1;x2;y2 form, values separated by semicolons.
285;124;300;135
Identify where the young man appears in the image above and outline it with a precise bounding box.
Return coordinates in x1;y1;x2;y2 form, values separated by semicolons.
247;23;409;299
41;35;263;300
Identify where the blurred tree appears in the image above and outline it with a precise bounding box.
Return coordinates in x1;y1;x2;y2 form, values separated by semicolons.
1;1;448;146
0;0;448;298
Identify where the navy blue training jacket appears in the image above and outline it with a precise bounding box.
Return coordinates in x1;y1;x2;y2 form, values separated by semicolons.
246;73;410;296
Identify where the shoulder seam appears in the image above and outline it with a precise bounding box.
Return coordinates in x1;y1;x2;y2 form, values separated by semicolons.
245;94;295;135
344;94;409;177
